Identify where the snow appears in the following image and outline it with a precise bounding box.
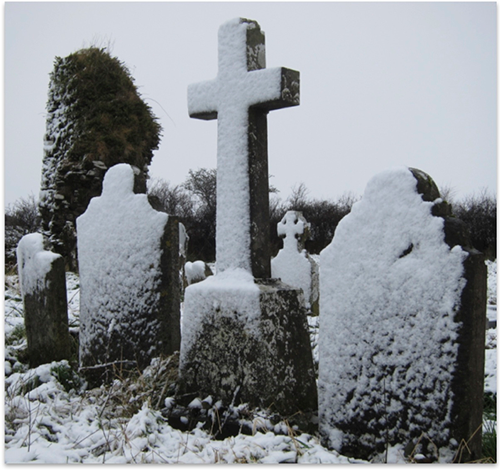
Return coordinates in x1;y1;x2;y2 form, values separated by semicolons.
319;167;468;458
4;257;496;464
180;268;260;362
4;355;355;464
188;18;289;275
16;233;61;296
76;163;169;363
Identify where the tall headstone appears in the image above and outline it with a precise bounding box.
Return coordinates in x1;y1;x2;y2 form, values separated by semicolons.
318;167;486;462
77;164;180;385
178;18;316;418
16;233;72;367
272;211;320;315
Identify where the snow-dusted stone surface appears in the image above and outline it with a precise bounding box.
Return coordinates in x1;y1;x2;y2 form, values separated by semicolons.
16;233;72;367
318;167;486;462
178;269;317;416
271;211;319;315
77;164;180;384
188;17;299;278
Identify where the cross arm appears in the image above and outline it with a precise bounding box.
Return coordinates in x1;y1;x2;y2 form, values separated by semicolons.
252;67;300;111
187;79;218;120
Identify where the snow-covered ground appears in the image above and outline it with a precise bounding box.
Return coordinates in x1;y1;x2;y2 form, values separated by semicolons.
4;261;497;463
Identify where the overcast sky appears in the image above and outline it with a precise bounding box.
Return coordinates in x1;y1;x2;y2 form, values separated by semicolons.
4;2;497;207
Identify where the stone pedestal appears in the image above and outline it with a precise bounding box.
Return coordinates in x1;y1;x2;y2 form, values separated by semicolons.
178;275;317;416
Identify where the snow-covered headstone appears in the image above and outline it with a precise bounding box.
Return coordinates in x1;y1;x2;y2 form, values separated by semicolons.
77;164;180;384
272;211;320;315
179;18;316;418
17;233;72;367
318;167;486;462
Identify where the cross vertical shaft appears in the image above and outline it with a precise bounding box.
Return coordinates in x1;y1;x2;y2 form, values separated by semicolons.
188;18;300;278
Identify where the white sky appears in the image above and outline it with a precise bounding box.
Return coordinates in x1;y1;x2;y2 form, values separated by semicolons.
4;2;497;207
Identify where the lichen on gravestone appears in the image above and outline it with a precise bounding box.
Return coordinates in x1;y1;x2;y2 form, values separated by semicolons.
16;233;72;367
318;166;486;462
76;164;180;385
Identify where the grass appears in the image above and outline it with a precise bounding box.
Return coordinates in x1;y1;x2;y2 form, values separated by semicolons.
482;392;496;462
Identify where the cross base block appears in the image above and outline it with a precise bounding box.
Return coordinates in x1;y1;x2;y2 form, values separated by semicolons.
178;278;317;416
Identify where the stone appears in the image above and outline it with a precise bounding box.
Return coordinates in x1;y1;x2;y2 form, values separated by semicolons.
272;211;320;315
77;164;180;385
180;18;315;418
318;167;486;462
16;233;72;367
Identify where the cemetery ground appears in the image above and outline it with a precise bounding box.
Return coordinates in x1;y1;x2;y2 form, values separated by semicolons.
4;260;497;464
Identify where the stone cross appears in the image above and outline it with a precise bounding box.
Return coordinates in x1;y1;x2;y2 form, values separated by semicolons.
278;210;310;253
273;211;319;315
188;17;299;278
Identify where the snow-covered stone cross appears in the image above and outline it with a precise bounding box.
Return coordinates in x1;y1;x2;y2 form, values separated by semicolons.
278;210;310;252
188;18;299;278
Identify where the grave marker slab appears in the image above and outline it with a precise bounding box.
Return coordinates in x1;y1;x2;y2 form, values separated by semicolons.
77;164;180;384
272;211;320;315
17;233;72;367
318;167;486;462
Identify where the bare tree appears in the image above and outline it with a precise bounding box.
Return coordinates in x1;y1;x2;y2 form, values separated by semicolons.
454;188;496;260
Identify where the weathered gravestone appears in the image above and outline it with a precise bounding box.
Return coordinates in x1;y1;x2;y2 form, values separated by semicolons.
77;163;180;385
17;233;72;367
272;211;320;315
318;167;486;462
178;18;317;417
